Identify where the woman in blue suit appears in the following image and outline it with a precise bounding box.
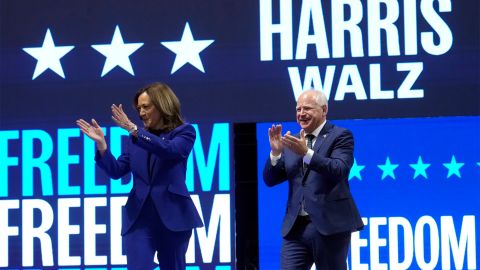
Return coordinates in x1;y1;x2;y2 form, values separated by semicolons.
76;82;203;270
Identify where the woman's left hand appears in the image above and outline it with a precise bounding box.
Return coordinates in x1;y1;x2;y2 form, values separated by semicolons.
111;104;135;131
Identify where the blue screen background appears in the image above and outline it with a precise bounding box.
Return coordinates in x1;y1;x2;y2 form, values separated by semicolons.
257;116;480;270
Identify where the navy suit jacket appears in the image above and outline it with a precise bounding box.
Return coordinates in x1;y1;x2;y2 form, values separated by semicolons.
96;123;203;235
264;121;364;236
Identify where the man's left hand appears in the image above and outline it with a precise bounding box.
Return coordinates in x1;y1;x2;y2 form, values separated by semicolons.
282;130;308;156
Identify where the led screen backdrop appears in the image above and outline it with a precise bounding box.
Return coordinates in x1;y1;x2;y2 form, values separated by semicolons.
257;117;480;270
1;0;479;126
1;0;479;269
0;123;234;269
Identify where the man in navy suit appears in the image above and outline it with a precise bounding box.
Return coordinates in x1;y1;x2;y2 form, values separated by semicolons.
77;82;203;270
264;89;364;270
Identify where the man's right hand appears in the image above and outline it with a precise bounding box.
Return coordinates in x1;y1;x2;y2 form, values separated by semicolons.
268;124;283;156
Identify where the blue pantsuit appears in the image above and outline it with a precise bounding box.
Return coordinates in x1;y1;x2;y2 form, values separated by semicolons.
96;124;203;269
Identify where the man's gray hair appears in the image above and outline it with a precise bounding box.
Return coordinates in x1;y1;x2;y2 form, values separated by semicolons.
313;89;328;109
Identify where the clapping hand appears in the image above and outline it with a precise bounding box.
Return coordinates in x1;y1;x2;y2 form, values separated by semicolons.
282;129;308;155
111;104;135;131
76;118;107;151
268;124;283;156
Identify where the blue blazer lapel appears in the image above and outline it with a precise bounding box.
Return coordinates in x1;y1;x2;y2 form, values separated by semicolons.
302;122;332;181
312;121;333;152
130;145;150;184
148;154;158;183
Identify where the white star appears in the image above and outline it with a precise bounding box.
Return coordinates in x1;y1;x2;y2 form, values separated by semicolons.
161;22;214;74
91;25;143;77
23;29;74;79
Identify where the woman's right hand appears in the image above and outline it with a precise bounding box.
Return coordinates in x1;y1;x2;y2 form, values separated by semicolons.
76;118;107;151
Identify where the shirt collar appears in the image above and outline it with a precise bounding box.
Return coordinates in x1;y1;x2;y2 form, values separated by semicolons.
308;120;326;138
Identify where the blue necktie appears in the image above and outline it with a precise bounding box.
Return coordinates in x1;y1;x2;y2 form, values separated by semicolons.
306;134;314;150
303;134;315;170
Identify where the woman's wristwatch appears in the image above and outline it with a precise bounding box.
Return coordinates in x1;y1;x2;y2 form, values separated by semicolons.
128;124;138;135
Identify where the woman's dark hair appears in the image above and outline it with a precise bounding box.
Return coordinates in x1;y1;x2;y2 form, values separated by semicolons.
133;82;184;132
